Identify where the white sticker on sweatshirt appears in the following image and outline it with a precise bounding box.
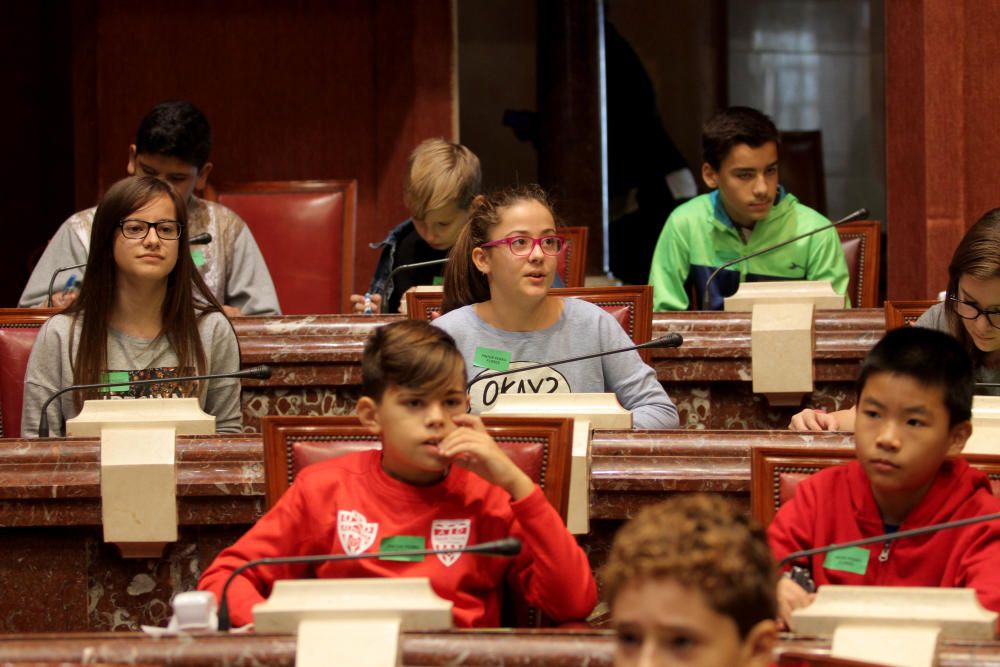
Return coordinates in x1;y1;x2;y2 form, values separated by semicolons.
468;362;570;413
337;510;378;555
431;519;471;567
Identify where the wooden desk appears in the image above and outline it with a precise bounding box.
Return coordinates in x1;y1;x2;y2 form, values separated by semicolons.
0;631;996;666
4;309;881;431
0;430;855;632
237;309;882;431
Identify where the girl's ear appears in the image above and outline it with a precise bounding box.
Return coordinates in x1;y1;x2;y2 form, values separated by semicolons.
472;247;490;275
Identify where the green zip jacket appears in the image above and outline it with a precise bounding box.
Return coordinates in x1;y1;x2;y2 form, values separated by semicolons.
648;190;850;310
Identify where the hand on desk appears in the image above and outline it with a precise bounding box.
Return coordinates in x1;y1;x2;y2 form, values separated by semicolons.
777;577;816;630
788;406;856;432
349;292;382;314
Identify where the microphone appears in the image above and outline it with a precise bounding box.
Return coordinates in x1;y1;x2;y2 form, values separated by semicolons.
701;207;870;309
216;537;522;631
779;511;1000;569
385;258;449;287
43;235;213;307
37;365;272;438
46;263;87;308
465;333;683;391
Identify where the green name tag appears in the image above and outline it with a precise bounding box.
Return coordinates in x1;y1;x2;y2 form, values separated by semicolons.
100;371;130;394
432;275;444;286
473;346;511;371
379;535;425;562
191;249;206;267
823;546;870;575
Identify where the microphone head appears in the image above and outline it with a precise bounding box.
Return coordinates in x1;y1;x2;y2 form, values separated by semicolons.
189;232;212;245
645;333;683;349
242;365;272;380
487;537;522;556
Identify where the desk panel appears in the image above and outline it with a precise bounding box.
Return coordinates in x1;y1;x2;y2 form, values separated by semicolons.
234;310;881;430
0;431;854;632
0;631;996;666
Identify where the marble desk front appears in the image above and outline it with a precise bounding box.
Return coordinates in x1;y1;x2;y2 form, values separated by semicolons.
233;309;882;431
0;430;855;633
0;631;997;666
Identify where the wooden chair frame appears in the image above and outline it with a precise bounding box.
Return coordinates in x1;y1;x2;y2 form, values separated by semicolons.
405;284;653;360
261;413;575;627
559;226;588;287
884;299;938;330
836;220;881;308
751;445;1000;527
213;179;358;313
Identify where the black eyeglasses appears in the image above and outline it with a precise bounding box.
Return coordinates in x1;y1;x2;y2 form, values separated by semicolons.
119;218;183;241
948;295;1000;329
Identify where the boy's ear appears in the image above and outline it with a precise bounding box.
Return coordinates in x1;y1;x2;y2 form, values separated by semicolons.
355;396;383;434
947;419;973;456
471;247;490;274
701;162;719;190
195;162;213;191
739;618;778;667
126;144;138;175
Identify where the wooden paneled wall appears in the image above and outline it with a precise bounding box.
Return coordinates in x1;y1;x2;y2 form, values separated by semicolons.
2;0;455;308
886;1;1000;299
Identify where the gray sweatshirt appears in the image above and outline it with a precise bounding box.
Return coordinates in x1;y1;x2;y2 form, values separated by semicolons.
19;197;281;316
21;311;243;437
433;298;679;429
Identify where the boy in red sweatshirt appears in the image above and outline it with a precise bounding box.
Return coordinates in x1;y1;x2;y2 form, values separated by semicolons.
603;494;778;667
199;320;596;628
769;326;1000;627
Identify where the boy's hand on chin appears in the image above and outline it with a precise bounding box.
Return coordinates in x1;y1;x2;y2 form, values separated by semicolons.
437;414;535;500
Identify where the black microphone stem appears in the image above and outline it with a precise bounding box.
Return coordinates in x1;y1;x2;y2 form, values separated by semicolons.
465;334;682;391
217;538;521;631
701;207;870;309
38;366;271;438
779;510;1000;567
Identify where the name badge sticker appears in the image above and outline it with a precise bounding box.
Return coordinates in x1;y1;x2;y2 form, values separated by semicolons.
379;535;426;562
474;346;511;371
99;371;131;393
823;545;870;575
191;249;206;268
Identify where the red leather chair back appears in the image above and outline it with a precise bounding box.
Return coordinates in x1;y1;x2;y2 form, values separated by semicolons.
751;446;1000;527
0;311;51;438
836;220;881;308
215;180;357;314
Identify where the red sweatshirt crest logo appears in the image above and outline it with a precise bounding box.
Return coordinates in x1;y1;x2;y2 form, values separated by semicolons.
431;519;471;567
337;510;378;555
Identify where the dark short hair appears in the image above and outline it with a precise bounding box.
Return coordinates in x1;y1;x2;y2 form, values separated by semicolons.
702;106;779;171
602;494;777;638
361;320;466;401
135;100;212;168
857;326;974;426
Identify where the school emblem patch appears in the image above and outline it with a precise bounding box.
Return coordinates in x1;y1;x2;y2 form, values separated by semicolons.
431;519;471;567
337;510;378;555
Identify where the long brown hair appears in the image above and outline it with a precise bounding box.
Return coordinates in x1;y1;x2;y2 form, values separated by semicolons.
441;184;556;314
945;208;1000;365
66;176;226;401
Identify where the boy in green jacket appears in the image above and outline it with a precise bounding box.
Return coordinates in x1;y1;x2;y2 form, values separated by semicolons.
648;106;849;310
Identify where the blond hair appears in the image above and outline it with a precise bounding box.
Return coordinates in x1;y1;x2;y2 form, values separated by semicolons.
602;494;777;638
403;138;482;220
